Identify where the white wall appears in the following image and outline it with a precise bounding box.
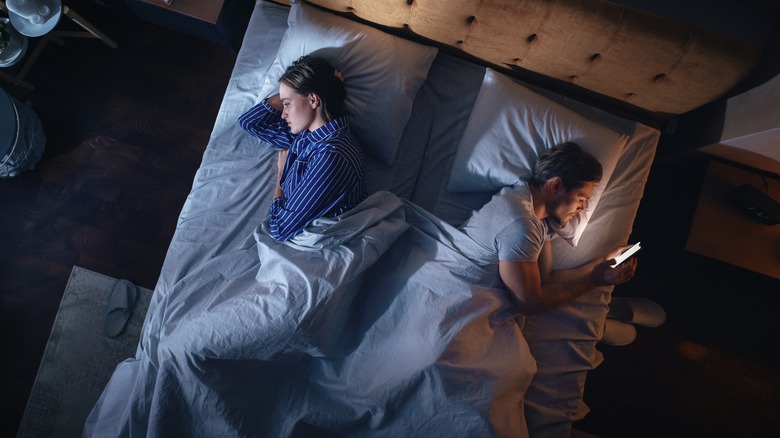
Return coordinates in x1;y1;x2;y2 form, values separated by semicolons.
701;72;780;175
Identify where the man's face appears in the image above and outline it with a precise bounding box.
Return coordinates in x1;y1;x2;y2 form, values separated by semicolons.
548;181;596;226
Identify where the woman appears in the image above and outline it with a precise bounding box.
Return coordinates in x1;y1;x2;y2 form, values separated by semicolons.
239;55;367;241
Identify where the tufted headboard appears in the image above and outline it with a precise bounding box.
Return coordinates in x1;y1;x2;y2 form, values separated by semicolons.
265;0;761;119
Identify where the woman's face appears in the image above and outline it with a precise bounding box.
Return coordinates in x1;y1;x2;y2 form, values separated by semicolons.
279;82;318;135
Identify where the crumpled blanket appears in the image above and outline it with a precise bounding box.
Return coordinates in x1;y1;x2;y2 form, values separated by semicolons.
84;191;536;437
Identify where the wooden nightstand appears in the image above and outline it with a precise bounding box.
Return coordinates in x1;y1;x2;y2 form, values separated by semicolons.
140;0;224;23
685;160;780;280
124;0;255;51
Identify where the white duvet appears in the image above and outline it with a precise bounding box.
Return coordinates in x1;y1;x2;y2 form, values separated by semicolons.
84;191;537;437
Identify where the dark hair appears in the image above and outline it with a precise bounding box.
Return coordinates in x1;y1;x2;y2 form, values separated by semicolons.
280;55;347;122
530;142;602;190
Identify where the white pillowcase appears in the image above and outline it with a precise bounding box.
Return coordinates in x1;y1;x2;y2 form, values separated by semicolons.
448;68;631;245
258;1;438;165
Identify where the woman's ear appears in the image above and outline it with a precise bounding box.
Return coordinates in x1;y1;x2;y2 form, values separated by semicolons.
308;93;320;109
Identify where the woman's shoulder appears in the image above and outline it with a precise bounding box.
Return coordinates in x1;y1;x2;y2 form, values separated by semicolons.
312;118;362;152
310;115;351;141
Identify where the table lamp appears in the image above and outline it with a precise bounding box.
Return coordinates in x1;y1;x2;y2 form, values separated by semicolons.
5;0;62;37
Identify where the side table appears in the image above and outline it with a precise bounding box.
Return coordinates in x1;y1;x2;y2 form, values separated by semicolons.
124;0;254;51
685;159;780;280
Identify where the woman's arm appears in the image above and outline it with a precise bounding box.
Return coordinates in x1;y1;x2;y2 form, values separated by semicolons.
238;97;294;148
274;149;288;199
266;93;283;112
269;150;358;241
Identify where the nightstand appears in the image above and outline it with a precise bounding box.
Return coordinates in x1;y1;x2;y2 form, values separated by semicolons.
685;159;780;280
124;0;254;51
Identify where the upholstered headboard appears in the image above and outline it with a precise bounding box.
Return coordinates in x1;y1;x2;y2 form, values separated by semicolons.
265;0;761;118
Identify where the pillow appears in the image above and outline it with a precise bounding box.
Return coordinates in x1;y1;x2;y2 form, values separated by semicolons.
448;68;631;245
257;1;438;165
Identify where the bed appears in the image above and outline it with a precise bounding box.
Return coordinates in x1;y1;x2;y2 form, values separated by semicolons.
85;1;760;436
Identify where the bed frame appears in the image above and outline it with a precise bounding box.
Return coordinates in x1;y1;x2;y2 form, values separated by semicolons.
268;0;761;118
84;2;764;437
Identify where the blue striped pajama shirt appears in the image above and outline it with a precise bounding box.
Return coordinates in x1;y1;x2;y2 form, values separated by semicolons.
239;99;367;241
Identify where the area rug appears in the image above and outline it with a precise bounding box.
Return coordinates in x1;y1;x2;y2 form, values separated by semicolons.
16;266;152;438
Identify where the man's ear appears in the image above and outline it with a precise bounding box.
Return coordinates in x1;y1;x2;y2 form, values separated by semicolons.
544;177;563;194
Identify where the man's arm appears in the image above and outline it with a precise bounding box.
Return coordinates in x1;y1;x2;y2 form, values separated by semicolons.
500;241;637;315
538;240;608;284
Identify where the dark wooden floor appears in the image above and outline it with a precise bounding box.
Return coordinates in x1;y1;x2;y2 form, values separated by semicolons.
0;1;238;435
1;2;779;437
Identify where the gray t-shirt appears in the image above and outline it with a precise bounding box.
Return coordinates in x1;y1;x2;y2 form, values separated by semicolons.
459;183;550;264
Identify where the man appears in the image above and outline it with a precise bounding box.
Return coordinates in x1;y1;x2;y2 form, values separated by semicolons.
460;142;637;315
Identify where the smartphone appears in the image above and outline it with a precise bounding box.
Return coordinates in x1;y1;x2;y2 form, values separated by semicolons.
611;242;641;268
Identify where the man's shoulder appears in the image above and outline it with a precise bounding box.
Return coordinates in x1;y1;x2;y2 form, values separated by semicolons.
485;184;533;214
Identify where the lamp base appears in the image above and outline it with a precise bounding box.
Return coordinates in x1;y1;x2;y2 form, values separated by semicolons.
0;18;29;68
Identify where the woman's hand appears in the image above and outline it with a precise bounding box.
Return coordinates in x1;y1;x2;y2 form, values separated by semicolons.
276;149;288;180
274;149;288;199
334;69;344;82
266;94;283;112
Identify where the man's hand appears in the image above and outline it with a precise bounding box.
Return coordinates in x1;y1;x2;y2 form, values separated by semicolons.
591;257;637;286
606;244;629;260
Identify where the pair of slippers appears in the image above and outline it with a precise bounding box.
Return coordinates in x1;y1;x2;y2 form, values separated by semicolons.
600;297;666;347
104;279;138;338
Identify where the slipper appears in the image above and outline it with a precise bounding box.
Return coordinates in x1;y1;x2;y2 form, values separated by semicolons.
103;279;138;337
600;319;637;347
607;297;666;328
